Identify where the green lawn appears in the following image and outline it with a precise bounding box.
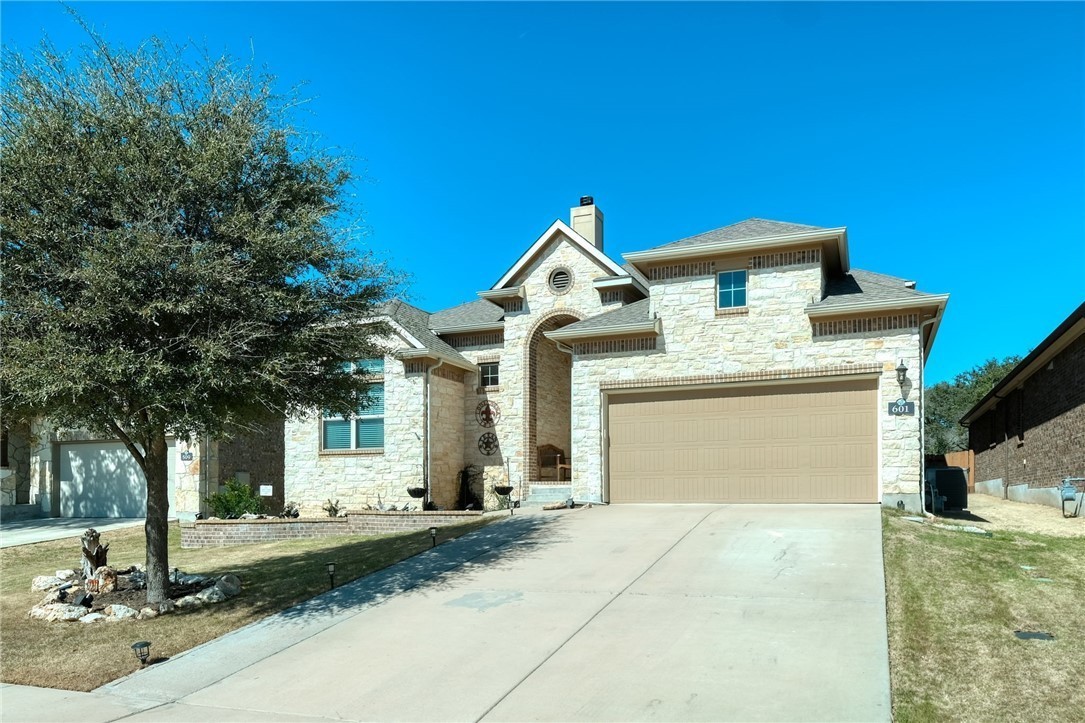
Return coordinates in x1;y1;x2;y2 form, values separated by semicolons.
883;511;1085;722
0;518;492;691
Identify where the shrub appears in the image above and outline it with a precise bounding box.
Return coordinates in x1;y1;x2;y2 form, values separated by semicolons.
207;478;265;518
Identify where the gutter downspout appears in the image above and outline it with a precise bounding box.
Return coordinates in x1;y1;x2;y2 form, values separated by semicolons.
424;359;444;509
918;316;939;512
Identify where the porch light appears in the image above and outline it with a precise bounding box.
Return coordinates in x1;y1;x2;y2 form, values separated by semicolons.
326;561;336;590
131;641;151;665
896;360;908;385
429;526;437;547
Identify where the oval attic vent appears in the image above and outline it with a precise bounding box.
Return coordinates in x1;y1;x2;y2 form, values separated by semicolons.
549;268;572;294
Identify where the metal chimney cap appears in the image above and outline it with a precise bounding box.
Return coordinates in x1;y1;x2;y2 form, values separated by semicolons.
579;196;594;206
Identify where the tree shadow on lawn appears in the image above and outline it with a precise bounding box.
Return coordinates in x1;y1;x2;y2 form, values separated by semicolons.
191;512;569;626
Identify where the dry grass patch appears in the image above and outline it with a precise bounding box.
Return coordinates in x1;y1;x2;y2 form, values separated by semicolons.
1;518;491;691
883;511;1085;722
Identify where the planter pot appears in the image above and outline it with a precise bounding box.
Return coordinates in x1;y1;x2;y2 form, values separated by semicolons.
407;487;426;499
493;486;514;496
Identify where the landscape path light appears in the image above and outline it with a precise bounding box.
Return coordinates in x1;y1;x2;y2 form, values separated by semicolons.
131;641;151;666
326;561;336;590
429;526;437;548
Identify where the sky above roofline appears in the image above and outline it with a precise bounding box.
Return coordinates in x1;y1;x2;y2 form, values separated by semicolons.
3;1;1082;384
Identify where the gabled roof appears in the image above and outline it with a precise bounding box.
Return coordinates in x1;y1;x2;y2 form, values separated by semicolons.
961;301;1085;425
544;299;659;342
556;298;651;332
647;218;826;251
809;269;940;311
491;219;630;290
624;218;850;272
380;299;474;370
429;299;505;333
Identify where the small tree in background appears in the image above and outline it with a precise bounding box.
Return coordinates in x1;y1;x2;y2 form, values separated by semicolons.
925;357;1021;454
1;27;396;604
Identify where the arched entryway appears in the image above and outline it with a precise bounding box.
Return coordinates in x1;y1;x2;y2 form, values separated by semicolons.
524;312;582;481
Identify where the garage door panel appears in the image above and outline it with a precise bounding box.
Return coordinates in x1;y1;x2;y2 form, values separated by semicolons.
608;380;877;504
60;442;147;518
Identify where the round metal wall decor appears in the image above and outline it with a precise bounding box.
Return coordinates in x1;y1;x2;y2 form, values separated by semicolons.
478;433;499;456
475;400;501;427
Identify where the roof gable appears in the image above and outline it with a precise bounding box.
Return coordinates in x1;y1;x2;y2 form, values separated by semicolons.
491;219;628;290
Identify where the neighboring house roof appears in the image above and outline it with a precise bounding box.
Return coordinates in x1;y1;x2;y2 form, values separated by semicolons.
429;299;505;333
380;299;474;370
544;299;660;342
646;218;826;251
961;301;1085;426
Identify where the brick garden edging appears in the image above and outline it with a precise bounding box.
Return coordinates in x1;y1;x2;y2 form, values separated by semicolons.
179;510;483;548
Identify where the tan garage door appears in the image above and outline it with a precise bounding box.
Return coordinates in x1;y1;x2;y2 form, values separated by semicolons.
607;379;878;503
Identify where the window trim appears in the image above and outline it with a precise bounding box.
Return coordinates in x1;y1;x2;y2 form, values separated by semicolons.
479;362;500;388
716;269;748;310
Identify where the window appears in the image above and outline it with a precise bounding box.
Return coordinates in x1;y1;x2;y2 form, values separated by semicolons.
322;359;384;451
480;362;499;387
717;270;747;309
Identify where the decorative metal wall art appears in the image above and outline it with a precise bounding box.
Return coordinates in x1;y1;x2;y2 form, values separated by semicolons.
478;433;499;456
475;400;501;427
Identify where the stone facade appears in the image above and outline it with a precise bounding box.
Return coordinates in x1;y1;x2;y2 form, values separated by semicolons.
569;255;924;503
281;209;943;513
970;332;1085;491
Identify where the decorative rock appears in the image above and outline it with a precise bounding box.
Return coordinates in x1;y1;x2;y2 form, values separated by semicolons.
71;591;92;608
137;607;159;620
29;603;89;622
178;573;207;586
104;604;138;620
196;586;226;604
125;571;147;589
157;600;176;614
175;595;203;609
30;576;65;592
215;575;242;597
80;613;107;624
55;569;78;581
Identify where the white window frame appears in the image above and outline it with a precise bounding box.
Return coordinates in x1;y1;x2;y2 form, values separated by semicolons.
321;359;384;452
717;269;748;309
479;362;500;387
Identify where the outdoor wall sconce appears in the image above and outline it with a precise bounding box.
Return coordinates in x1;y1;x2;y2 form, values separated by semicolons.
896;360;908;386
326;561;336;590
429;526;437;547
131;641;151;666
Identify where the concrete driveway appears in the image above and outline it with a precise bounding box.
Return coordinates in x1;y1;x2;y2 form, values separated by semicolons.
5;505;890;722
0;517;145;548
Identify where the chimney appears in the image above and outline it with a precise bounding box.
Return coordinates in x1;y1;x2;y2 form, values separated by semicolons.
570;196;604;250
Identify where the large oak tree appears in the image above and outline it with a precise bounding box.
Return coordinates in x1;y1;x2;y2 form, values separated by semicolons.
1;32;394;603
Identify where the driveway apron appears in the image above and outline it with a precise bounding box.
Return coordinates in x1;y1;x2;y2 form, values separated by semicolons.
93;504;889;722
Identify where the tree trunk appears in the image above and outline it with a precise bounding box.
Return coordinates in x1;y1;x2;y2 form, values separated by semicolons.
144;430;171;605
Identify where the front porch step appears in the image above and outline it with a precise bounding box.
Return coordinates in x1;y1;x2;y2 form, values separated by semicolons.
522;484;573;507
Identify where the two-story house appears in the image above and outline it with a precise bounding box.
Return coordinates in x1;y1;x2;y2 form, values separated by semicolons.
284;198;948;513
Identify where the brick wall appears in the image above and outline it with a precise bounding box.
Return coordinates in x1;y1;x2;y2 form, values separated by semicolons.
180;509;483;548
217;418;286;513
971;333;1085;489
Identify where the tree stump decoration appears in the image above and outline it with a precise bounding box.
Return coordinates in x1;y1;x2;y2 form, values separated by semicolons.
80;529;109;580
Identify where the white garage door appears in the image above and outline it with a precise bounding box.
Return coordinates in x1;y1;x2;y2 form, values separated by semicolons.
607;379;878;504
59;441;176;518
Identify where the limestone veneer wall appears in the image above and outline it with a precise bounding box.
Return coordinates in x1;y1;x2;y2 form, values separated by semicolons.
284;355;425;516
480;235;616;493
569;256;925;503
429;368;465;509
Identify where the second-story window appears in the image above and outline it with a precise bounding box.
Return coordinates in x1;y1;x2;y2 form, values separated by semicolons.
717;270;748;309
480;362;500;387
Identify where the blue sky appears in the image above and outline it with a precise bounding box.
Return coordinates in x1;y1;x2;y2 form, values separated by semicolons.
3;2;1082;384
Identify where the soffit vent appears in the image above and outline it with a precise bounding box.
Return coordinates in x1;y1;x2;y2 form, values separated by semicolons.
548;268;573;295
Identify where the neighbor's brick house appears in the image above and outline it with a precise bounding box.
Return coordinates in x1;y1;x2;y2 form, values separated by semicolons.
963;301;1085;505
284;198;948;513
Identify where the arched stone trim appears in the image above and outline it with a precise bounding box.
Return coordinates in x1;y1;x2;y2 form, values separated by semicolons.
522;309;585;481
